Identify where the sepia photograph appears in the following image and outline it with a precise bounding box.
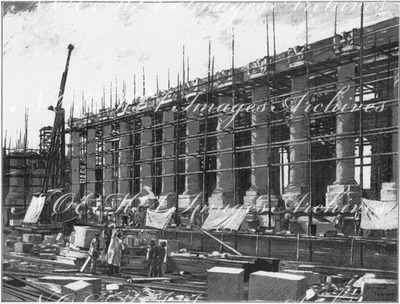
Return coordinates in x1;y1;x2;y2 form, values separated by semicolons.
2;1;399;302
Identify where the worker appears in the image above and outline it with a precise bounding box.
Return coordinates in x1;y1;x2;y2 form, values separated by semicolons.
107;230;125;276
283;212;291;232
354;209;361;236
88;233;100;275
102;222;113;252
147;240;157;277
334;214;344;234
154;241;167;277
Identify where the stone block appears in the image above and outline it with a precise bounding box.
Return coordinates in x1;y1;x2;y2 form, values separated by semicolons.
73;226;100;248
381;182;397;202
9;219;23;226
14;242;34;253
361;278;397;302
40;276;102;295
207;267;244;301
61;280;93;302
326;184;360;207
283;269;323;286
44;235;56;245
5;240;16;250
249;271;307;302
23;234;42;244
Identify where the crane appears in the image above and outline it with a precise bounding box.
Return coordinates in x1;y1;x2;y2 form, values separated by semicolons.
41;44;74;194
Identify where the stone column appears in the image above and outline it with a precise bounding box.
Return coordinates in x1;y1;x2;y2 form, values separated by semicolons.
71;130;81;199
103;125;113;196
140;115;153;192
86;128;96;195
178;105;202;210
381;67;398;202
282;76;310;207
243;86;279;208
119;121;131;195
208;96;235;207
326;63;360;206
159;110;177;209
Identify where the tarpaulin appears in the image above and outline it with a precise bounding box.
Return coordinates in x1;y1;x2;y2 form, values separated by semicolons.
361;198;398;230
201;207;248;231
23;195;46;223
145;207;176;230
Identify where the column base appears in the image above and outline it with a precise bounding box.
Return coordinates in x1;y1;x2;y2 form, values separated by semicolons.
325;184;360;207
381;182;398;202
158;193;177;210
243;188;265;207
177;193;203;212
282;186;310;209
208;190;235;207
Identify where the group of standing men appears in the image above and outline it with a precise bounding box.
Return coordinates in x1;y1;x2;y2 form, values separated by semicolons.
88;223;125;276
147;240;167;277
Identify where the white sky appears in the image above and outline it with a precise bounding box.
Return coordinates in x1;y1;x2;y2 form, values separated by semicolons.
2;1;399;148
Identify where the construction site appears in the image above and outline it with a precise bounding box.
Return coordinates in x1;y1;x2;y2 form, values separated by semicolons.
2;6;399;303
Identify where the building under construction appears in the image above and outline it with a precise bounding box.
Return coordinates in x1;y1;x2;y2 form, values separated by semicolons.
64;18;397;213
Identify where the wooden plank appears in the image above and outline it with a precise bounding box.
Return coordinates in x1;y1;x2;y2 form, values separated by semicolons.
193;226;242;255
80;256;91;273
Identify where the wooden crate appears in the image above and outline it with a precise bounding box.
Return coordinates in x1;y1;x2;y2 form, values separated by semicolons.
14;242;34;253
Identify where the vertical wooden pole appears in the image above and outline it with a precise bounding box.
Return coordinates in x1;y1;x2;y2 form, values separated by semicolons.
190;229;193;250
255;235;259;256
220;233;224;252
296;233;300;260
350;238;354;265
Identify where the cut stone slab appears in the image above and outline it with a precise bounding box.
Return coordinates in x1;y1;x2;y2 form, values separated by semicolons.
353;273;376;288
14;242;34;253
361;278;397;302
22;234;42;244
44;235;56;245
39;276;102;295
207;267;244;301
249;271;307;302
283;269;323;286
61;280;93;302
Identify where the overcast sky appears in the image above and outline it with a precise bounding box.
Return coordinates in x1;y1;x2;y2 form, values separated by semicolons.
3;1;399;148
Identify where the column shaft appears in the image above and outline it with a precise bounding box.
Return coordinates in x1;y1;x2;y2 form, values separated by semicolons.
119;122;131;195
71;131;81;199
178;104;202;210
86;128;96;195
282;76;310;206
159;110;177;209
326;63;360;206
103;125;113;196
209;96;235;207
141;116;153;191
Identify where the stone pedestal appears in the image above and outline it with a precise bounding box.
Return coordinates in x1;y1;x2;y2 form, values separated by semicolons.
207;267;244;301
380;182;398;202
326;184;360;207
209;189;234;208
326;63;360;207
283;76;310;207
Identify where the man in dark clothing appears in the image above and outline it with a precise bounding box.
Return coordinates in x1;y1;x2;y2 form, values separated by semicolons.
147;240;157;277
103;223;113;252
88;233;100;274
154;242;167;277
